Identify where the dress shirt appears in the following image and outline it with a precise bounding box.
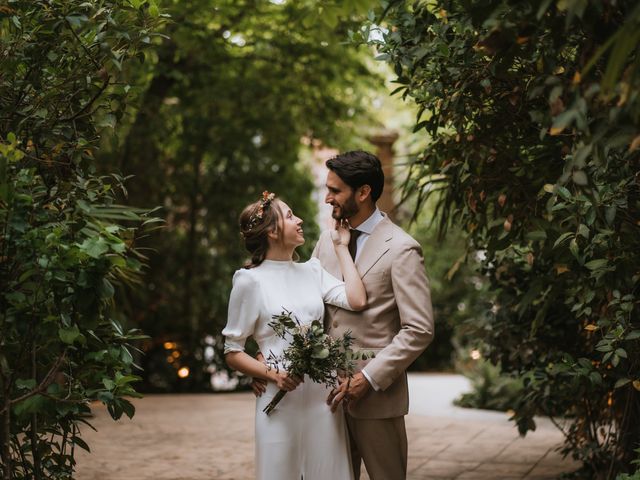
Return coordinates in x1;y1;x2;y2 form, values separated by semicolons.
352;208;384;391
352;208;384;262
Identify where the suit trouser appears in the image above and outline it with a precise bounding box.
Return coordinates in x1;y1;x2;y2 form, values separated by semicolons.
346;413;407;480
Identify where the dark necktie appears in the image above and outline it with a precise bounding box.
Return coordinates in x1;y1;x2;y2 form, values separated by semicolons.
348;229;362;261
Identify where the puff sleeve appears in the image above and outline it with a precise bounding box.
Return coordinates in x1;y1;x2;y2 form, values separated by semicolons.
308;257;353;311
222;269;261;353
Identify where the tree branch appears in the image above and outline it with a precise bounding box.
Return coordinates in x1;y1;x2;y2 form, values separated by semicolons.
0;352;67;415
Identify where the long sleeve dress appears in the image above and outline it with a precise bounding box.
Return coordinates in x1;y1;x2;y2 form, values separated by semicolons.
222;258;355;480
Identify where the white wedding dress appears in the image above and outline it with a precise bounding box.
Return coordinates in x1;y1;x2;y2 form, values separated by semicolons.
222;258;355;480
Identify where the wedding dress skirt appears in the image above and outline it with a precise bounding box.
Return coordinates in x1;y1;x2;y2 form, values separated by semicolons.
223;258;355;480
254;378;353;480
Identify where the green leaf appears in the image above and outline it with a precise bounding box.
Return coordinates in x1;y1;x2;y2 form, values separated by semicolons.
13;395;47;417
79;236;109;258
0;354;9;376
577;357;592;369
311;348;330;359
572;170;588;186
72;436;91;452
602;28;640;91
584;259;608;270
614;378;631;389
59;325;81;344
569;238;580;260
526;230;547;241
605;206;616;225
555;185;572;200
554;232;574;248
120;347;133;365
119;398;136;419
65;15;89;28
574;144;592;166
97;114;116;129
550;109;578;134
115;373;140;386
15;378;37;391
625;330;640;340
99;278;115;299
149;2;160;17
577;224;589;239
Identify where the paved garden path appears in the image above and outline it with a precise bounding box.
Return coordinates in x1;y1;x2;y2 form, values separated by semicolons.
75;374;577;479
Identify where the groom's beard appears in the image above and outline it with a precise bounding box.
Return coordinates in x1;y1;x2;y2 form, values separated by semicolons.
331;194;359;221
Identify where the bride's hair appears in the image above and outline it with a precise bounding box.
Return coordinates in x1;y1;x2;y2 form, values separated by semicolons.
239;196;283;269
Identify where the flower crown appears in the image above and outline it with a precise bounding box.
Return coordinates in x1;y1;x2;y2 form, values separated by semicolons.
246;191;276;231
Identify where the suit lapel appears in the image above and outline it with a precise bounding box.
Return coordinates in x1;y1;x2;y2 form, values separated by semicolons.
356;215;393;277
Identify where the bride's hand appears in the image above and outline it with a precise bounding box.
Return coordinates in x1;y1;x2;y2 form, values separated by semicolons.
270;370;303;391
330;219;350;247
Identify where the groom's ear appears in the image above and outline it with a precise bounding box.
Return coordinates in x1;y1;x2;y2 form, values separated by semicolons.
356;184;372;203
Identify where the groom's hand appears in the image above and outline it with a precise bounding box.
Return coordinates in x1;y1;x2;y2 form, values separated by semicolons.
251;378;267;397
327;372;371;412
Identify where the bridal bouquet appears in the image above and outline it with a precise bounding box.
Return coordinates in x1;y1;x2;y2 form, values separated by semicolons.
263;309;373;415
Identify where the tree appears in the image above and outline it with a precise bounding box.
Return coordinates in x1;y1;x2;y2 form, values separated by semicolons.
0;1;161;477
365;0;640;476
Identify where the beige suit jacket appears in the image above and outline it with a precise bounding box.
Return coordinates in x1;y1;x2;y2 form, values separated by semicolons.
312;215;434;419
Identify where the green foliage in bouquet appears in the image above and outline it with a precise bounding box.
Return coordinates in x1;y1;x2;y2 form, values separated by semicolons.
263;310;373;415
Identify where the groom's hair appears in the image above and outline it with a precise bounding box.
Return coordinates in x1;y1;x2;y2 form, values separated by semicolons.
326;150;384;202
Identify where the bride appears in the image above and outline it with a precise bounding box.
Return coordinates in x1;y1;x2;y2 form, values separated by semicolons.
222;191;366;480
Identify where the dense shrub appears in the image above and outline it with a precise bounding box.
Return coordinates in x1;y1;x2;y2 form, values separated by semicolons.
364;0;640;476
0;1;161;478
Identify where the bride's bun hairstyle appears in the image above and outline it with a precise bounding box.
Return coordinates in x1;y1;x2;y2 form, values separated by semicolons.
239;191;282;269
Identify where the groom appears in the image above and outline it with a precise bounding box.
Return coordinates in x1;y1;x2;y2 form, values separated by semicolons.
313;150;434;480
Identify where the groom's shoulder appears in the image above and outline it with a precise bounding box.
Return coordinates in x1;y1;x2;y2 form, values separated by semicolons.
387;218;421;251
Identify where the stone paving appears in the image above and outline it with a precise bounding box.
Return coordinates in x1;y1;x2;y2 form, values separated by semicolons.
74;374;578;479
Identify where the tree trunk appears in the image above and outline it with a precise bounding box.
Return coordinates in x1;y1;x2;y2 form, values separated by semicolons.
182;142;202;355
118;38;181;207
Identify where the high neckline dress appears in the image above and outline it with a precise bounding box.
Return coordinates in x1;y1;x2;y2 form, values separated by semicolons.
222;258;355;480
